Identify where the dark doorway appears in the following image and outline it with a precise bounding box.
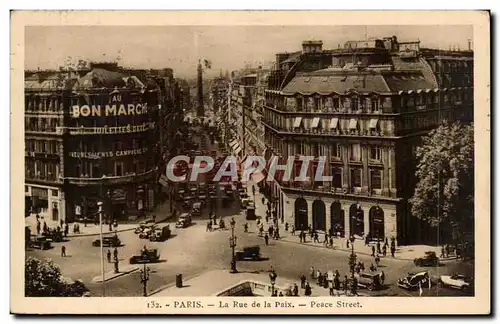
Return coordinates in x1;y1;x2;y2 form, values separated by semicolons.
294;198;308;230
330;201;344;237
349;204;364;237
369;206;385;240
312;200;326;231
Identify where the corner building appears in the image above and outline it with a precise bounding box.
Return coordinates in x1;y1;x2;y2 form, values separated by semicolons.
261;37;473;245
25;62;179;223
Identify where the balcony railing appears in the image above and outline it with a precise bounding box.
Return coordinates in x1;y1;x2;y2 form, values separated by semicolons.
263;122;393;138
63;168;156;186
25;174;62;184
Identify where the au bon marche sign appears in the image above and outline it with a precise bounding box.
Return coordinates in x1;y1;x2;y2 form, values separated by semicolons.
69;147;148;159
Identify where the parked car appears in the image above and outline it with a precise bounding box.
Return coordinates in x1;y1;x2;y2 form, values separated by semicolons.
134;223;151;234
139;227;155;239
246;206;256;220
191;202;202;216
42;229;64;242
354;272;383;291
129;249;160;264
414;251;440;267
92;235;121;247
398;271;431;290
149;225;171;242
235;246;261;261
438;274;473;292
176;213;192;228
29;236;52;250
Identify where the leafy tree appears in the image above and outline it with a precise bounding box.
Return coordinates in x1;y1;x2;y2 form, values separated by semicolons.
409;121;474;244
25;257;89;297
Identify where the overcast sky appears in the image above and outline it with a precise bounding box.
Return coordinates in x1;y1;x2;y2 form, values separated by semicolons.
25;25;473;78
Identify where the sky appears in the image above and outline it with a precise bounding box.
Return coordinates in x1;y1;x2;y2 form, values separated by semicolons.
25;25;473;79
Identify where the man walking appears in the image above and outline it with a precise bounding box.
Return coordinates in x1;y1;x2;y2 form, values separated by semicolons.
107;249;112;263
264;233;269;246
61;245;66;257
113;247;118;261
64;222;69;237
300;274;306;289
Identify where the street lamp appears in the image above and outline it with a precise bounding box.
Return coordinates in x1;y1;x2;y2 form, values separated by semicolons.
97;201;105;297
229;218;238;273
269;270;278;296
140;263;151;297
113;255;119;274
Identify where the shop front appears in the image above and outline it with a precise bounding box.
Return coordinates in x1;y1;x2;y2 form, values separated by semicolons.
25;184;66;223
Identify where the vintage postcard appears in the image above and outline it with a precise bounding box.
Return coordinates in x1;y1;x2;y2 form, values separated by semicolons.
10;10;490;315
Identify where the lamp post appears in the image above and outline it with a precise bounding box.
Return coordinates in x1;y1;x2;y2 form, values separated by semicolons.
140;263;151;297
113;255;119;274
229;218;238;273
269;270;278;296
97;201;105;297
107;190;113;232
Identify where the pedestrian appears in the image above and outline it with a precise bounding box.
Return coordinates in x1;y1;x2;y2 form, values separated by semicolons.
313;232;319;243
285;223;289;231
383;245;387;257
309;229;314;241
291;225;295;236
206;221;211;232
300;274;306;289
261;197;265;205
269;226;274;238
371;245;376;257
329;236;333;248
391;245;396;258
445;244;450;258
329;280;334;296
317;271;322;286
43;221;48;233
343;275;349;295
107;250;111;263
114;247;118;260
364;235;369;246
346;239;350;249
275;228;280;240
293;283;299;296
36;221;41;235
310;266;315;279
61;245;66;257
375;254;380;267
323;234;328;246
244;223;248;232
264;233;269;246
64;223;69;237
304;282;312;296
441;245;446;258
351;276;359;296
380;271;386;285
259;225;264;236
376;241;381;254
60;219;64;228
385;237;389;246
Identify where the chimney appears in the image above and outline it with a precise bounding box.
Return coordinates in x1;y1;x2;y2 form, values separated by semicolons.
468;39;472;51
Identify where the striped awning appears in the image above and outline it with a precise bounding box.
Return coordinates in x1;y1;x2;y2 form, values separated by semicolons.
293;117;303;128
229;139;238;148
234;146;242;155
329;118;339;129
311;117;320;129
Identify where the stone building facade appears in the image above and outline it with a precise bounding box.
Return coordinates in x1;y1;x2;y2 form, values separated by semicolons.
260;37;473;245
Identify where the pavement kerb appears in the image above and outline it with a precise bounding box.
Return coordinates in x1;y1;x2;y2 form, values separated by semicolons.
148;270;208;296
66;215;175;238
92;266;140;283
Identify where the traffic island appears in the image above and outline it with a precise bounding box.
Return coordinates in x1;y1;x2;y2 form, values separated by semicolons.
92;265;139;283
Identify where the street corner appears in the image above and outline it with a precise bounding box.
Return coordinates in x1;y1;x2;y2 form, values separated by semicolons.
92;265;140;283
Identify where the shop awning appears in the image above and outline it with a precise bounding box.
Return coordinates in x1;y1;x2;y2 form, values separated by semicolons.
293;117;303;128
311;117;320;128
348;118;358;130
369;118;379;129
234;146;242;155
329;118;339;129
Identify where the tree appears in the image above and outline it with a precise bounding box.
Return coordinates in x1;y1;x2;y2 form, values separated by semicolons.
25;257;89;297
409;121;474;244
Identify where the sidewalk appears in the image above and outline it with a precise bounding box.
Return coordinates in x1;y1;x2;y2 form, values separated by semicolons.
152;269;366;297
25;201;177;238
247;182;453;262
92;265;139;283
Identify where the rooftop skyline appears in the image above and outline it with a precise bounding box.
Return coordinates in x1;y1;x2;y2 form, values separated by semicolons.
25;25;473;78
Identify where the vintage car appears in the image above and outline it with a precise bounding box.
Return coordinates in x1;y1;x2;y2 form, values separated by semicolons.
235;246;261;261
42;229;64;242
354;272;383;291
240;197;251;209
191;202;202;216
139;226;156;239
129;249;160;264
92;235;121;247
149;225;171;242
246;206;256;220
175;213;193;228
438;274;473;292
29;236;52;250
414;251;440;267
398;271;431;290
134;222;154;234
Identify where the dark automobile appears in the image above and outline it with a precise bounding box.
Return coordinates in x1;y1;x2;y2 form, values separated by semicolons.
398;271;431;290
129;249;160;264
149;225;171;242
246;207;256;220
414;251;439;267
42;229;64;242
29;236;52;250
235;245;261;261
354;272;383;291
92;235;121;247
